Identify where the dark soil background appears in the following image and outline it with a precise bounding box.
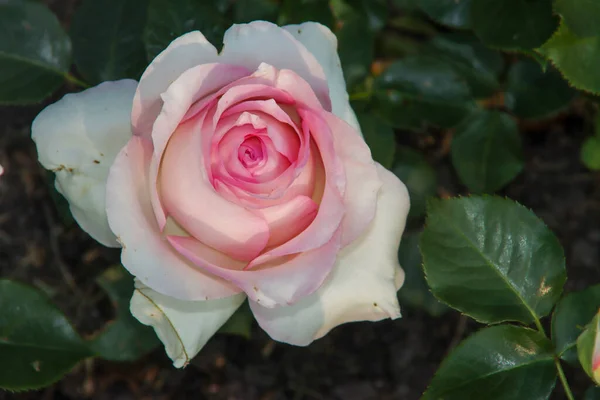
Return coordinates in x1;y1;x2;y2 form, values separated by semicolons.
2;2;600;400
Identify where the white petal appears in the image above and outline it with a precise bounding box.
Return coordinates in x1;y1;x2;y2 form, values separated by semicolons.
31;80;137;247
220;21;332;111
282;22;361;133
131;280;246;368
250;164;410;345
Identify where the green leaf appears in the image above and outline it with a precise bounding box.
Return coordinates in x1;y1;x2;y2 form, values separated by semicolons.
337;17;374;90
279;0;334;29
577;311;600;384
89;266;159;361
218;302;253;338
418;0;472;29
0;280;92;390
505;58;577;120
144;0;229;60
422;325;556;400
427;33;505;98
392;146;437;219
0;0;71;104
398;233;448;316
539;21;600;94
470;0;558;50
233;0;279;23
554;0;600;38
70;0;148;84
451;110;524;193
420;196;566;325
356;113;395;169
344;0;388;32
581;136;600;170
585;386;600;400
552;285;600;364
374;56;476;130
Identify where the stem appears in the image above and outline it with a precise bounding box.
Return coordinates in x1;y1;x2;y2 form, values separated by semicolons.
533;316;546;336
65;73;90;89
555;358;575;400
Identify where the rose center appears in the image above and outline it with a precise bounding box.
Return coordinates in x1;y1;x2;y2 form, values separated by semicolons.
238;136;264;168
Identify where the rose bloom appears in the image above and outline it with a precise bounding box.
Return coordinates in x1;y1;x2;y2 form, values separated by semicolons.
32;21;410;367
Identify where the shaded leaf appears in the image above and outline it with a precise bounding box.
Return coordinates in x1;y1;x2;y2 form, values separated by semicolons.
345;0;388;32
422;325;556;400
337;16;374;90
392;146;437;219
421;196;566;325
585;386;600;400
554;0;600;38
71;0;148;84
218;302;253;338
233;0;279;23
418;0;472;29
581;137;600;170
356;113;395;169
89;266;159;361
279;0;334;29
0;280;92;390
451;110;523;193
505;58;577;120
0;0;71;104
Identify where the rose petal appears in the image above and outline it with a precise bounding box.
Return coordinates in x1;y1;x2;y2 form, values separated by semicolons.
249;164;410;346
130;280;246;367
106;136;241;300
283;23;360;132
31;80;137;247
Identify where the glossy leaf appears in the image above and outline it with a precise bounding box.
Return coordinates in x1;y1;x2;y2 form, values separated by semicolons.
554;0;600;38
418;0;472;29
279;0;334;29
451;110;523;193
0;0;71;104
89;266;159;361
144;0;229;60
470;0;558;50
421;196;566;325
356;113;395;169
552;285;600;364
577;311;600;384
392;146;437;219
344;0;388;32
427;33;504;98
539;22;600;94
71;0;148;84
398;233;447;316
422;325;556;400
337;17;374;90
374;56;475;130
505;59;576;120
233;0;279;23
218;302;253;338
585;386;600;400
0;280;92;390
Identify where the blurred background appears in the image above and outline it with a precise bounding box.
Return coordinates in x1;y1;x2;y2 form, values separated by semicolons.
1;0;600;398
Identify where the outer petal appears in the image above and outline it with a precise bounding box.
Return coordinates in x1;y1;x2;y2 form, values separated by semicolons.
106;136;241;300
31;80;137;247
283;23;360;132
130;281;246;368
250;165;410;346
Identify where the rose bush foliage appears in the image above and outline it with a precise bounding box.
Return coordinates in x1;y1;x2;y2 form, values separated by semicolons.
32;21;410;367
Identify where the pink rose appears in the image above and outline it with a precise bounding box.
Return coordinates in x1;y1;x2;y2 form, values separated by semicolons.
32;21;410;367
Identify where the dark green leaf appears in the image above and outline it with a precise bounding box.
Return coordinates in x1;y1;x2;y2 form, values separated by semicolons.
539;21;600;94
0;280;92;390
471;0;558;50
554;0;600;38
552;285;600;364
375;56;475;130
356;113;395;169
279;0;334;29
577;311;600;383
505;59;577;120
337;17;374;90
581;137;600;170
418;0;472;29
427;33;505;98
345;0;388;32
421;196;566;324
451;110;524;193
422;325;556;400
144;0;229;60
218;302;253;338
585;386;600;400
391;0;418;10
398;233;448;316
392;146;437;219
89;266;159;361
233;0;279;23
0;0;71;104
71;0;148;84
